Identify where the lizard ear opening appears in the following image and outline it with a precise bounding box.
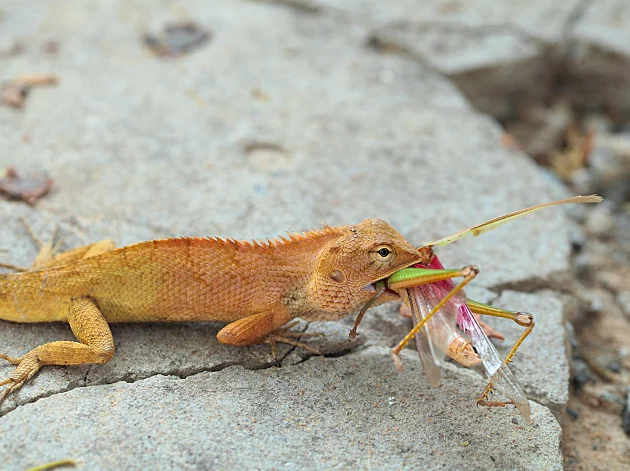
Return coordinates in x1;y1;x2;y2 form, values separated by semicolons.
330;269;345;283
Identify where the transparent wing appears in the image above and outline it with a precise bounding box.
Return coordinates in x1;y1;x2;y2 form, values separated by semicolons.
404;284;454;387
402;257;469;387
457;303;531;421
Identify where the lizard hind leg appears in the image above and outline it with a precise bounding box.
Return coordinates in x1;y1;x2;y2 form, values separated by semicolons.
1;218;116;272
0;297;115;406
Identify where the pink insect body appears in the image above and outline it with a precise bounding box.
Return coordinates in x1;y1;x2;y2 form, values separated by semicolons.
405;255;531;420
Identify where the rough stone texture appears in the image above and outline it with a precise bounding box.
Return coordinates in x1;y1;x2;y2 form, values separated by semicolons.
0;0;584;469
567;0;630;111
306;0;585;118
0;350;562;471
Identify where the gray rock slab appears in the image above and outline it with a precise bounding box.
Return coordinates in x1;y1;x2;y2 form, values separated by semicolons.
567;0;630;110
304;0;584;117
0;349;562;471
311;0;582;44
0;0;584;469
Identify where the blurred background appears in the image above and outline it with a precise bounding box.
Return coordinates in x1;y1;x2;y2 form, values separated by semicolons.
1;1;629;470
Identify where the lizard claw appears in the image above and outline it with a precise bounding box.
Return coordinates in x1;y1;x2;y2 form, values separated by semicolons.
263;327;323;360
0;351;42;407
0;376;28;407
0;379;24;406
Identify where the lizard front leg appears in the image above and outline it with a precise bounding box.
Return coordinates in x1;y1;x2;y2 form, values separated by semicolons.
216;309;295;346
0;297;114;405
216;309;321;357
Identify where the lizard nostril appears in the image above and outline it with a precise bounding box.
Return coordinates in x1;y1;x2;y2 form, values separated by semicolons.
330;270;345;283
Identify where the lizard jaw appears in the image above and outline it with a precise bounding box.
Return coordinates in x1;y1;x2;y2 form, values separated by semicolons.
361;283;399;297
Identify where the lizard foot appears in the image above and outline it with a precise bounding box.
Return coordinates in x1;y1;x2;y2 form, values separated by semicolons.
0;351;41;406
264;328;323;360
272;321;325;341
0;262;28;272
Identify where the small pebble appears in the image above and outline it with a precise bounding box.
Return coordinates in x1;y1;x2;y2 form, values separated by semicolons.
565;322;578;350
623;390;630;436
573;252;593;280
143;21;211;57
566;407;579;421
584;113;613;133
607;360;621;373
571;167;596;195
569;228;586;254
583;290;605;314
599;391;625;409
585;206;615;237
572;358;595;387
617;291;630;318
588;396;600;408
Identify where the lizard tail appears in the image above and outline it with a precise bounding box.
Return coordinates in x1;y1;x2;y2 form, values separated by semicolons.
0;271;68;323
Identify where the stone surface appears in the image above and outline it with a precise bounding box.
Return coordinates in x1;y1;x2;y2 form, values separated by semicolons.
309;0;584;118
567;0;630;111
0;349;562;471
0;0;585;469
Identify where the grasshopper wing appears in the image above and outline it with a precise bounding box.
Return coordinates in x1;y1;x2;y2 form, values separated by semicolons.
457;303;531;421
403;283;453;387
401;257;479;386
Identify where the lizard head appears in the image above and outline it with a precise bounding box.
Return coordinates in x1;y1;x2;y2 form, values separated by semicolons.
308;219;422;316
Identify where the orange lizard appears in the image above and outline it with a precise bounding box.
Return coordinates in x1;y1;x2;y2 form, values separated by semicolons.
0;219;422;403
0;195;601;405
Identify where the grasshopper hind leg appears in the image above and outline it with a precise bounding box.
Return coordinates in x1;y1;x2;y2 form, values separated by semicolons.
466;299;535;407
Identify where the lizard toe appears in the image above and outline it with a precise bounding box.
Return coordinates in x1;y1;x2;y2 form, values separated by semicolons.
0;351;42;406
265;332;322;356
0;353;22;364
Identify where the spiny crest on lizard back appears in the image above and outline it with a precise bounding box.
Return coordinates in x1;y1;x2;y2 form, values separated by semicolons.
199;224;343;253
311;218;422;292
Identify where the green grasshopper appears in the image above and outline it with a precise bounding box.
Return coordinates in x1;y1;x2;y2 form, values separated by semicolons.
352;195;602;421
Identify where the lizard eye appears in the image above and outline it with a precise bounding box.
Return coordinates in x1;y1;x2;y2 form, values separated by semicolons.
374;245;395;261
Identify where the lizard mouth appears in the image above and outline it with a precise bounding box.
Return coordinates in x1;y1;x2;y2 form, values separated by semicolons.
362;283;377;292
362;257;423;294
361;283;399;297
